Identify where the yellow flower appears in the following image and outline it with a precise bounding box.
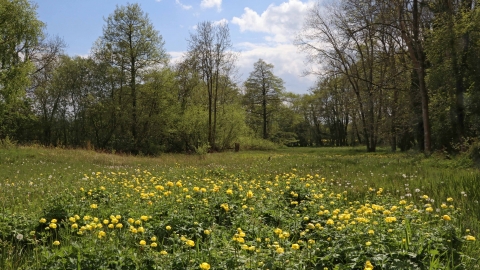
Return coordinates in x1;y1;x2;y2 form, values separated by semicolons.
139;240;146;246
68;217;76;223
51;219;57;223
204;229;211;235
53;240;60;246
166;225;172;230
71;223;78;229
246;190;254;198
39;218;47;223
137;226;145;233
466;235;476;241
366;241;372;246
368;230;374;235
447;197;454;202
365;260;374;270
226;189;233;195
291;243;300;250
127;218;135;224
140;215;149;221
442;215;451;221
115;223;123;229
151;236;157;241
150;242;158;248
275;247;284;254
98;231;106;239
160;250;168;255
49;223;57;229
108;224;114;229
186;240;195;247
200;262;211;270
90;204;98;209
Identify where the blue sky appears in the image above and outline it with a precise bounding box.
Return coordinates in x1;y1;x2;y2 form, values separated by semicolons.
33;0;318;94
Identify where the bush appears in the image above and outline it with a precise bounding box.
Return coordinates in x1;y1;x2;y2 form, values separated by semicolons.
237;136;279;151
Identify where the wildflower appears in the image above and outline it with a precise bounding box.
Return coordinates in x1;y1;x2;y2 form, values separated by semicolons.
98;231;106;239
466;235;476;241
166;225;172;230
160;250;168;255
49;223;57;229
447;197;454;202
140;215;149;221
151;236;157;241
115;223;123;229
385;217;397;223
150;242;157;247
365;260;374;270
368;230;374;235
53;240;60;246
69;217;76;223
366;241;372;246
137;227;145;233
220;203;230;212
39;218;47;223
291;244;300;250
442;215;451;221
246;190;254;198
204;229;211;235
108;224;114;229
200;262;211;270
139;240;146;246
90;204;98;209
275;247;284;254
71;223;78;229
186;240;195;247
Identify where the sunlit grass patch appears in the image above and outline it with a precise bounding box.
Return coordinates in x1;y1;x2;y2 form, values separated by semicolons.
1;146;479;269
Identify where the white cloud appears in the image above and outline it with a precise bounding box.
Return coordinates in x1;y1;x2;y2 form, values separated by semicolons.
213;18;228;26
175;0;192;10
232;0;314;43
236;42;315;93
201;0;222;11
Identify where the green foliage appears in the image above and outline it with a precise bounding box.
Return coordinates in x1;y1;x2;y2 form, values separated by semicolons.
238;136;279;151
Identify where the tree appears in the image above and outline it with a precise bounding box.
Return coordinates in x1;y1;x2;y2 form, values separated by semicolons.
98;3;168;152
395;0;433;154
0;0;43;139
243;59;284;140
187;21;236;150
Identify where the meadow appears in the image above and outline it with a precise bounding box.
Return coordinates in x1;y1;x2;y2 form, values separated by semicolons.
1;145;479;269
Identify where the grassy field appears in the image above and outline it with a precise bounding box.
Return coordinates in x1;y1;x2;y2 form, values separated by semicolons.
1;145;479;269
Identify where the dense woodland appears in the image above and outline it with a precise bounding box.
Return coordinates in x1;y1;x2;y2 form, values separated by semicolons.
1;0;480;155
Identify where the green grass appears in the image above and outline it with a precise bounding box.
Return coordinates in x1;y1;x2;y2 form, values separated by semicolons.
1;145;479;269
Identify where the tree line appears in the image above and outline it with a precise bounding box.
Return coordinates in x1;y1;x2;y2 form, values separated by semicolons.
1;0;480;155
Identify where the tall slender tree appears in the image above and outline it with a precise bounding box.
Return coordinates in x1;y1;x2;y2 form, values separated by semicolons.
98;3;167;152
243;59;284;140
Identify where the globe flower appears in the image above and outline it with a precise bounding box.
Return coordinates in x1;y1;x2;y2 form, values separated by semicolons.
275;247;284;254
200;262;211;270
160;250;168;255
98;231;106;239
365;260;374;270
166;225;172;230
186;240;195;247
466;235;476;241
150;242;158;248
151;236;157;241
291;244;300;250
39;218;47;223
49;223;57;229
139;240;146;246
366;241;372;246
53;240;60;246
442;215;451;221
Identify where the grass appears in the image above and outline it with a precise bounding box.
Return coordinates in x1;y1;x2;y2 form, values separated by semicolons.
1;145;479;269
